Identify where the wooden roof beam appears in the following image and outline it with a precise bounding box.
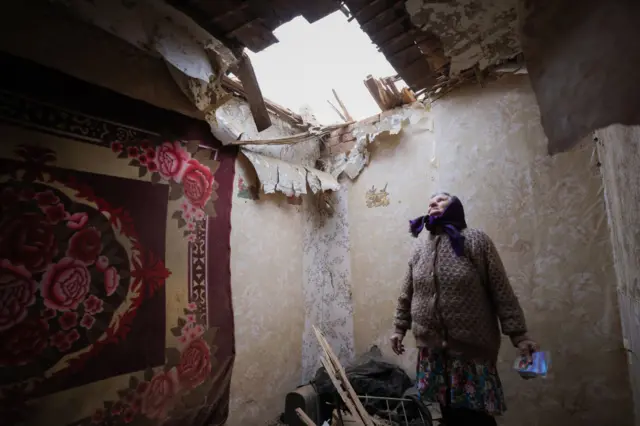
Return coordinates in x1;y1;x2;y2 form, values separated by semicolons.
234;52;272;131
360;3;406;30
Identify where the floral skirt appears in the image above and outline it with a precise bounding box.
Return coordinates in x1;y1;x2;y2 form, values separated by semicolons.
416;347;506;416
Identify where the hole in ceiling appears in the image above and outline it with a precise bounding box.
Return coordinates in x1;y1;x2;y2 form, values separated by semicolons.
246;10;407;126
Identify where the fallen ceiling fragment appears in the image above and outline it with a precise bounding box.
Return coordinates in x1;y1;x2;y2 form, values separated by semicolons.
518;0;640;154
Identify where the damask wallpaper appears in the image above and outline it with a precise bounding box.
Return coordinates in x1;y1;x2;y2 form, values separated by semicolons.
347;76;632;425
301;186;355;384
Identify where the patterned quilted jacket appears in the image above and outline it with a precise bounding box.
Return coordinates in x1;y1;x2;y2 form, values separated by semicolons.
394;228;528;362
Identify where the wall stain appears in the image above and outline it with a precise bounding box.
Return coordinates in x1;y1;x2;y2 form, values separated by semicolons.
237;177;259;200
365;184;391;208
287;195;303;206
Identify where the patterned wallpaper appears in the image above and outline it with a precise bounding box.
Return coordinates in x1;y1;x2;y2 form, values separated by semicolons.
347;76;632;425
301;186;355;383
596;125;640;425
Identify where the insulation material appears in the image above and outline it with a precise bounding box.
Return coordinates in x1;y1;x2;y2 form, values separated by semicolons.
519;0;640;154
327;104;434;180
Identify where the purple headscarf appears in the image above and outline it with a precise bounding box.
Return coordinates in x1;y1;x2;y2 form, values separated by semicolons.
409;196;468;256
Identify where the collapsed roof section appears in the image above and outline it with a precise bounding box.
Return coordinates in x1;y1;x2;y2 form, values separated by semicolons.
51;0;341;142
342;0;525;100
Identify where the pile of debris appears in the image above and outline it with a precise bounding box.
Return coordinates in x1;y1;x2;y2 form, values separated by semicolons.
289;326;434;426
296;326;376;426
363;75;416;112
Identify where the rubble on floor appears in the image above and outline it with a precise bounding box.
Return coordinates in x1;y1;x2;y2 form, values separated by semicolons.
284;326;436;426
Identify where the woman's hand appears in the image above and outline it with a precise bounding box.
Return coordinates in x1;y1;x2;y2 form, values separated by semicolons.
517;339;539;364
516;339;539;380
390;332;405;355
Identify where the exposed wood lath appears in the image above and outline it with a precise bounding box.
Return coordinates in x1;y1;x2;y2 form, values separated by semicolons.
343;0;439;93
168;0;341;53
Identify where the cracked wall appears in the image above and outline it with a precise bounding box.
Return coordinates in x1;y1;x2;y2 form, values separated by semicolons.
406;0;520;75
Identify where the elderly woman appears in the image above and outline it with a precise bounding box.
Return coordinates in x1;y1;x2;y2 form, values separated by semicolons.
390;192;538;426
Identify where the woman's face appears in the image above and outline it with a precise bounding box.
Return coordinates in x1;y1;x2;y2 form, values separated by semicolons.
428;193;451;217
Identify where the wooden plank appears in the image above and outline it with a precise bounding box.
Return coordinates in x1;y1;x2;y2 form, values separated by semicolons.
209;2;250;22
320;358;364;426
364;75;386;111
296;408;318;426
225;18;261;38
234;52;272;131
313;326;375;426
378;28;415;50
328;100;348;122
367;15;407;43
360;2;405;30
388;43;420;62
222;75;304;126
332;89;354;121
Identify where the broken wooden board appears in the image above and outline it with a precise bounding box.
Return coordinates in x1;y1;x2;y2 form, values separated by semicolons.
296;408;317;426
235;51;272;132
313;325;375;426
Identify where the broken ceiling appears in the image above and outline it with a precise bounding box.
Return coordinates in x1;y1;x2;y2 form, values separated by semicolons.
50;0;342;144
167;0;341;54
343;0;524;99
406;0;520;76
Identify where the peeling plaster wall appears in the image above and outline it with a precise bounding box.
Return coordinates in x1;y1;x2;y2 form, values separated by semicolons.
406;0;520;75
224;104;355;422
595;125;640;426
347;76;632;425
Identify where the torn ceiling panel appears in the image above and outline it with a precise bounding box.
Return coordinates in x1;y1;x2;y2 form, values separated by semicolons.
326;103;433;180
406;0;520;75
343;0;525;101
243;151;340;196
241;137;340;197
243;137;321;168
518;0;640;154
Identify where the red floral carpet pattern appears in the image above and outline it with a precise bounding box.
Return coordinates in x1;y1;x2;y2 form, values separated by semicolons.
0;53;236;426
0;147;169;394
